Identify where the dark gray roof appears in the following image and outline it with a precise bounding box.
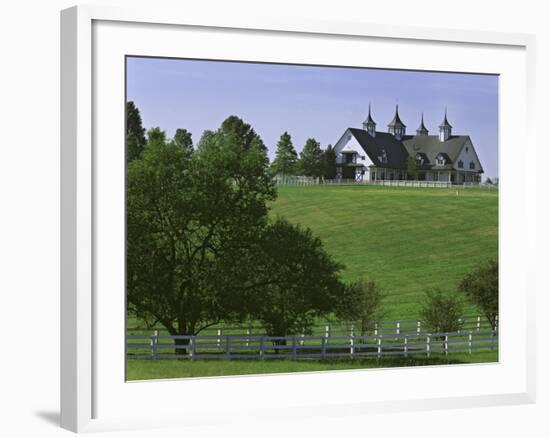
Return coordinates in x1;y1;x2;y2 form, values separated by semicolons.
401;134;469;167
346;128;482;172
387;105;406;128
348;128;409;169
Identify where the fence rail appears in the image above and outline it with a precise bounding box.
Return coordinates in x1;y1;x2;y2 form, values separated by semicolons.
273;176;497;190
128;315;497;339
127;329;498;361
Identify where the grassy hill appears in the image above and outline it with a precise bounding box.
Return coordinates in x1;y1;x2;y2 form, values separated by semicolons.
270;185;498;320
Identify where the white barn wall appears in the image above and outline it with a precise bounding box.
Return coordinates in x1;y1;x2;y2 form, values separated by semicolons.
455;138;483;174
333;128;374;180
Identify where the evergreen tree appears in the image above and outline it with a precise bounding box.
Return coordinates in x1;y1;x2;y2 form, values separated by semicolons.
298;138;323;177
172;128;194;159
406;156;418;180
321;145;337;179
126;101;146;162
271;131;298;176
146;127;166;145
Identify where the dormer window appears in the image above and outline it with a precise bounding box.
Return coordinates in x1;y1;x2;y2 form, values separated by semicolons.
379;149;388;164
458;160;464;169
469;161;475;170
436;154;446;166
415;153;425;165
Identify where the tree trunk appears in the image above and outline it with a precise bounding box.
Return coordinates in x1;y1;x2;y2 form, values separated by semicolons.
272;338;287;354
173;336;190;356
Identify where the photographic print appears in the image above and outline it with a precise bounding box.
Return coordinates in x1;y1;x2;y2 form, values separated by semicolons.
125;57;498;380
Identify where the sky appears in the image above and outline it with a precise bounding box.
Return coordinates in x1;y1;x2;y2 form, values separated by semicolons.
126;57;499;179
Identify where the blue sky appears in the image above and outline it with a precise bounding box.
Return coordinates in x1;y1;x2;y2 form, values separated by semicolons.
126;57;499;179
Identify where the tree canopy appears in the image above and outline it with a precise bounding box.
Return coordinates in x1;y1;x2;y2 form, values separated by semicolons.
420;288;464;335
249;218;345;339
126;101;146;162
406;155;418;180
321;145;337;180
172;128;193;159
271;131;298;176
458;259;498;328
336;279;384;336
127;115;275;352
298;138;323;177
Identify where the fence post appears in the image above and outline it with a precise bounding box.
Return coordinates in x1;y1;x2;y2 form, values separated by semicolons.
189;336;195;361
325;324;330;339
417;321;421;334
494;315;499;331
150;330;158;360
300;332;305;346
426;335;431;357
321;337;327;358
374;322;379;336
217;328;222;348
225;336;231;359
246;327;251;347
476;316;481;332
259;336;265;360
377;336;382;358
444;334;448;355
404;336;408;358
396;321;400;336
350;325;355;357
468;332;473;354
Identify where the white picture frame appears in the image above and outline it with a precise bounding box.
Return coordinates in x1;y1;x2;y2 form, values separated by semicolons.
61;4;536;433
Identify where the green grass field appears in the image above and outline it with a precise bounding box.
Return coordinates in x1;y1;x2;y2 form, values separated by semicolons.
127;350;498;380
270;185;498;319
127;185;498;379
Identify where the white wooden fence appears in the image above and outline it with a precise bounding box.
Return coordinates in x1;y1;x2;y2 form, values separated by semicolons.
128;315;497;340
127;329;498;360
274;177;497;190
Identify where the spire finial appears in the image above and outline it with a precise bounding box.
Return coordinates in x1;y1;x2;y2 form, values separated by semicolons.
439;107;452;141
416;111;428;136
363;102;377;135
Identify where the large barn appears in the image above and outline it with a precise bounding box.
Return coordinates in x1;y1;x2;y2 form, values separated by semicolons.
333;105;484;183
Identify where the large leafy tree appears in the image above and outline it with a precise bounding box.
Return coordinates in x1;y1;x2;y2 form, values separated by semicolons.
126;101;147;162
127;116;276;353
298;138;323;177
458;259;498;328
249;218;345;342
271;131;298;176
321;144;337;180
